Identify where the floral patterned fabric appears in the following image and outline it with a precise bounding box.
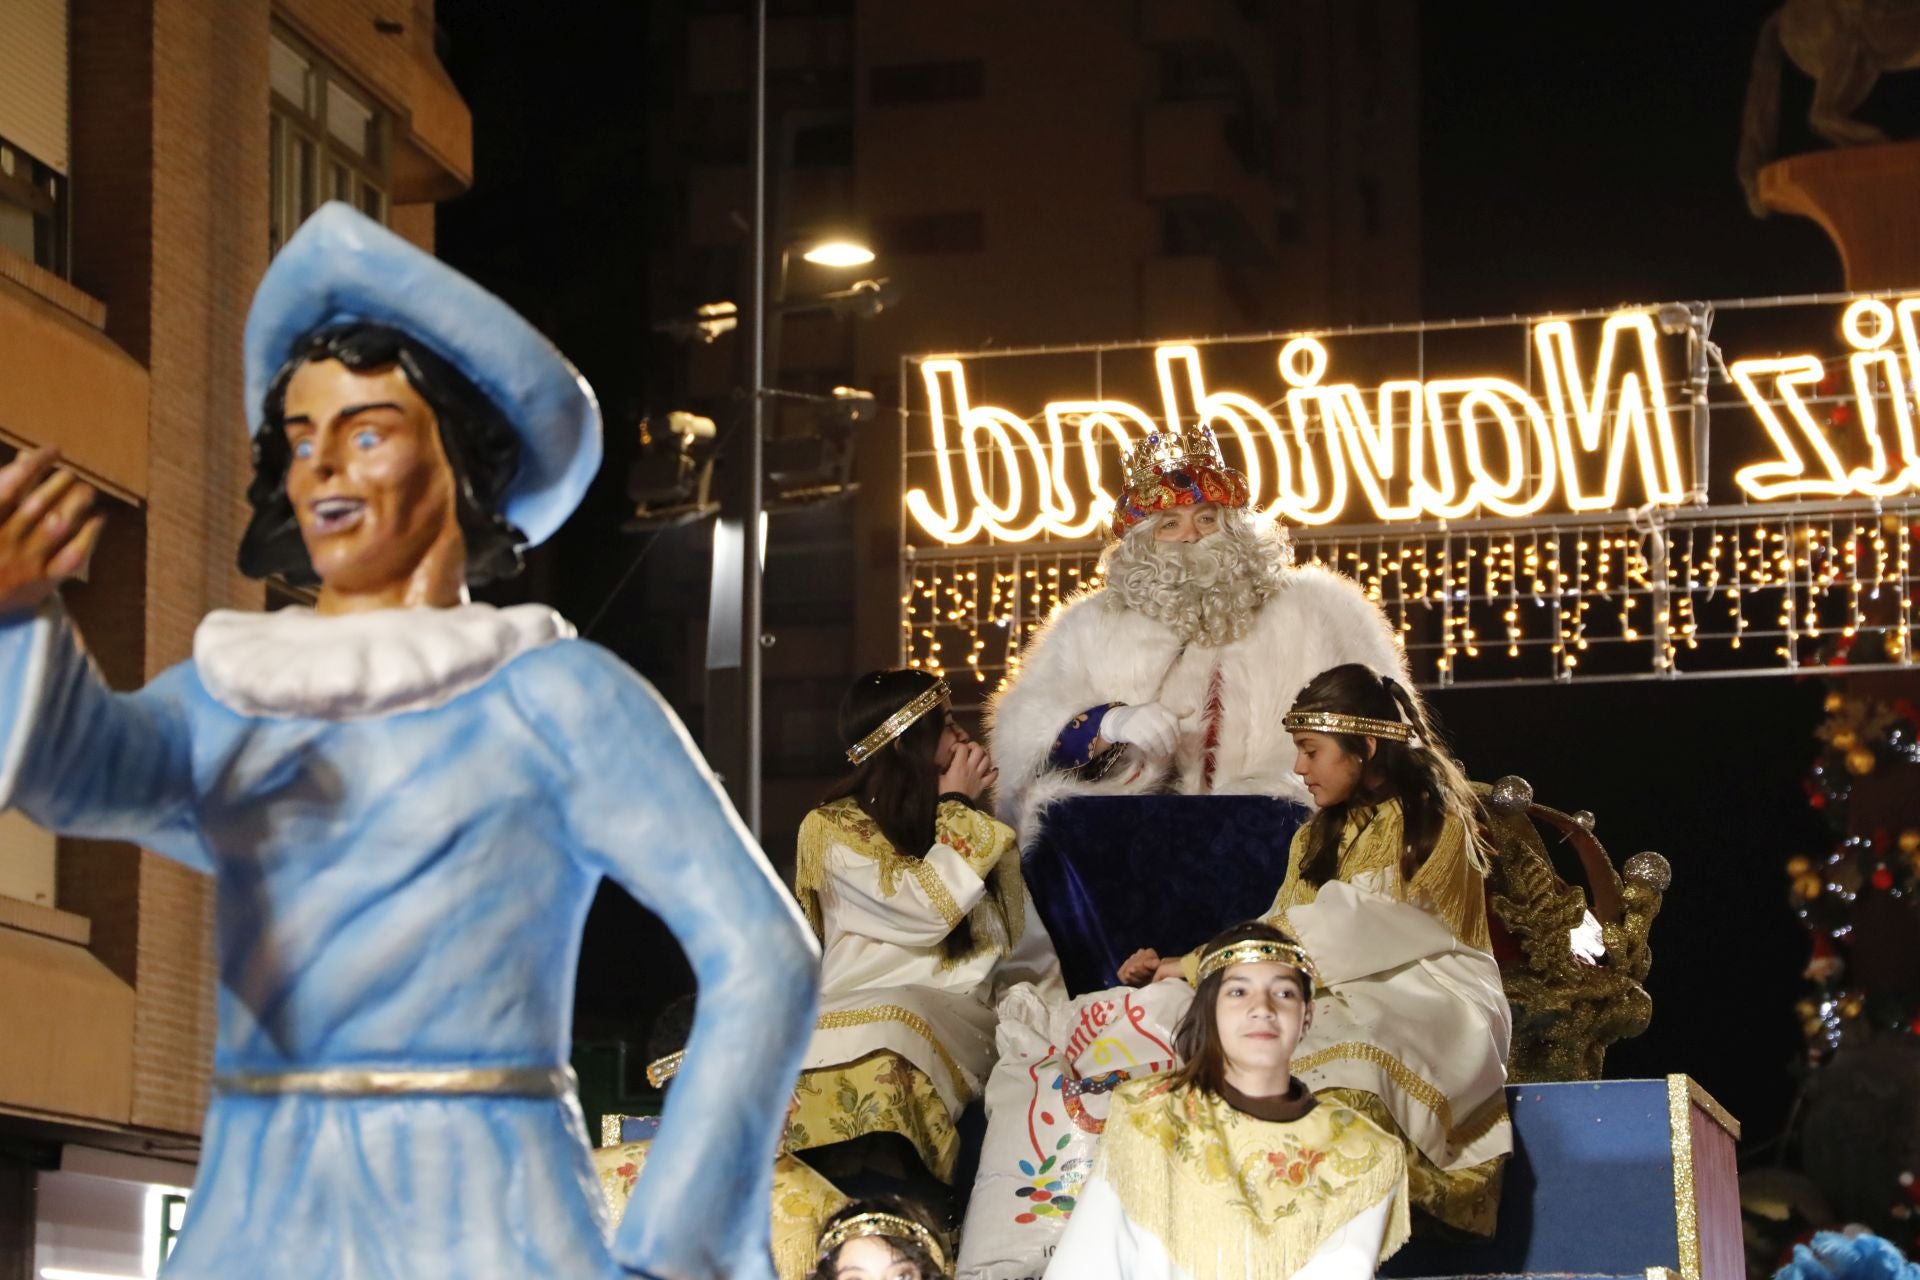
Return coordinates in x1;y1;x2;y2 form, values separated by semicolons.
787;1049;961;1182
1091;1077;1409;1280
593;1142;847;1280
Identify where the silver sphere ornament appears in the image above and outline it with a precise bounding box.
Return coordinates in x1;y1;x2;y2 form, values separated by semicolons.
1488;775;1534;814
1624;851;1672;892
1571;809;1597;833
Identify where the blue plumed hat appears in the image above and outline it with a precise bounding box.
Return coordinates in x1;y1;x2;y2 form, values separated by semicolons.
243;202;602;547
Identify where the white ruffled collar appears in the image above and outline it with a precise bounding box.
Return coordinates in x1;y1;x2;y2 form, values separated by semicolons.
193;602;573;720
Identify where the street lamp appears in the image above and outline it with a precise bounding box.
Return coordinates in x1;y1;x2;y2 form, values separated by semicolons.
799;239;875;268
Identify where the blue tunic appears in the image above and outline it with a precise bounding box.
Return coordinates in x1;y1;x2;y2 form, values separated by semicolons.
0;604;818;1280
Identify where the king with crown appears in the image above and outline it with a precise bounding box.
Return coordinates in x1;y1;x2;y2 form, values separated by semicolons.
988;424;1405;844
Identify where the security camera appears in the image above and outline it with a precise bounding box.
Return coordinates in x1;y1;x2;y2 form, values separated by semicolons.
666;411;717;442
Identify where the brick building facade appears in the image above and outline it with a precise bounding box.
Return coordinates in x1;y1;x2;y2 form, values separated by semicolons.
0;3;469;1273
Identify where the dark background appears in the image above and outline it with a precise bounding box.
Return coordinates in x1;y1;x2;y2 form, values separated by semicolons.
435;1;1920;1153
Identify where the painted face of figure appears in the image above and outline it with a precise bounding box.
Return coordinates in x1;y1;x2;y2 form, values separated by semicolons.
833;1235;924;1280
1152;501;1223;543
934;704;970;770
281;359;460;600
1215;960;1311;1079
1290;730;1369;806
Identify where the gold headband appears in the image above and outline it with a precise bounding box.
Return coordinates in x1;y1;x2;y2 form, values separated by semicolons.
1281;710;1413;743
816;1211;947;1272
1197;939;1320;986
847;680;950;764
644;1050;684;1089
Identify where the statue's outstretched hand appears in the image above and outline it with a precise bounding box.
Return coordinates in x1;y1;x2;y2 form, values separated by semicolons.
0;447;102;618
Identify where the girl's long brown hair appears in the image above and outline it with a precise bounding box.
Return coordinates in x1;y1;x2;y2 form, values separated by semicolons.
821;669;974;959
1290;663;1487;887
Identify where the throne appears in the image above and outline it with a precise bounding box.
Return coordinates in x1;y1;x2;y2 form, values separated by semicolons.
1026;783;1740;1279
1022;777;1669;1079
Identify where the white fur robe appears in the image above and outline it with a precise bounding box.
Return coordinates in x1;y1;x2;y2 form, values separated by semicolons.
987;565;1406;844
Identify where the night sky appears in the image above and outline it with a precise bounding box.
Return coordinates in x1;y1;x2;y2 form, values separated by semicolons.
435;3;1920;1145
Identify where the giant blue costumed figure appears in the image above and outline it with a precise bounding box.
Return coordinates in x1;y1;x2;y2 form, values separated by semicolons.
0;203;819;1279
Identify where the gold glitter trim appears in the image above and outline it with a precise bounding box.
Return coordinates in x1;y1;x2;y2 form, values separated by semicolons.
816;1211;948;1272
645;1049;685;1089
847;680;949;764
1685;1076;1741;1140
1292;1041;1506;1150
1648;1269;1685;1280
1281;710;1414;742
600;1113;623;1148
1197;939;1321;986
814;1004;969;1099
1450;1091;1510;1150
904;857;963;927
1667;1073;1701;1280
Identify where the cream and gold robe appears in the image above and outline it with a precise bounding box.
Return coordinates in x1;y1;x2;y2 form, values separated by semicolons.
792;799;1064;1158
1046;1079;1408;1280
1266;801;1512;1196
594;1141;845;1280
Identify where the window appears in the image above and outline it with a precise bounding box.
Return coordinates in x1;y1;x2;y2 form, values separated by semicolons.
269;27;391;254
0;0;70;274
874;211;984;256
869;60;983;106
0;135;65;274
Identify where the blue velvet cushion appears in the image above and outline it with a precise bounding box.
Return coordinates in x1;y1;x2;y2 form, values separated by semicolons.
1021;795;1310;994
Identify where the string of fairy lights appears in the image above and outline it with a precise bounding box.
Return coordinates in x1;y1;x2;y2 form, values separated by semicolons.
900;501;1920;699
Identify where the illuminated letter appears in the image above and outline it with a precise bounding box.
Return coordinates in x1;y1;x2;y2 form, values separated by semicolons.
1155;345;1278;512
1838;300;1919;497
1041;399;1161;538
1534;313;1686;511
904;359;1060;544
1426;378;1558;518
1273;339;1349;525
1730;355;1848;499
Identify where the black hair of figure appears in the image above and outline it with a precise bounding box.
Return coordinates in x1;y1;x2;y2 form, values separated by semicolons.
239;322;527;586
1289;662;1482;887
1166;919;1313;1099
808;1196;953;1280
821;669;974;961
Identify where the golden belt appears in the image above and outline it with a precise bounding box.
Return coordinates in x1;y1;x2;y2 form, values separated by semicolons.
211;1065;575;1098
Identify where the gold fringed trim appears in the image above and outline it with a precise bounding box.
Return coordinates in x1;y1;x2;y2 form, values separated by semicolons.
1292;1040;1505;1151
813;1004;970;1101
1099;1086;1410;1280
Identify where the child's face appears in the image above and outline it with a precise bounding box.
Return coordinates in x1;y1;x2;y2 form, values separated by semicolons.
833;1235;923;1280
1215;960;1311;1077
1290;731;1366;806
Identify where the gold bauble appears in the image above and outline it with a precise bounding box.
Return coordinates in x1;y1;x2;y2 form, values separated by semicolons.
1899;830;1920;856
1840;996;1864;1018
1831;729;1858;752
1787;855;1812;876
1825;692;1846;713
1847;746;1878;776
1793;874;1824;899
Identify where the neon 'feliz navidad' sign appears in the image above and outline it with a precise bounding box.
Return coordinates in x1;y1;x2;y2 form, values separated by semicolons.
904;296;1920;544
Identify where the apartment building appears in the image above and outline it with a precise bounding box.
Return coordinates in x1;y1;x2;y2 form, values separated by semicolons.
0;2;469;1273
639;0;1420;851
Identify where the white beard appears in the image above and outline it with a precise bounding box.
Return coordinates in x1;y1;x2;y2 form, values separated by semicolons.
1098;510;1291;646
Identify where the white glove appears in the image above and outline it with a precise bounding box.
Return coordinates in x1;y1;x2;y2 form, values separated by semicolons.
1100;702;1179;757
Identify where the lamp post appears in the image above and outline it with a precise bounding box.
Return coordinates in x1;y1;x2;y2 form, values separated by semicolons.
708;0;875;838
